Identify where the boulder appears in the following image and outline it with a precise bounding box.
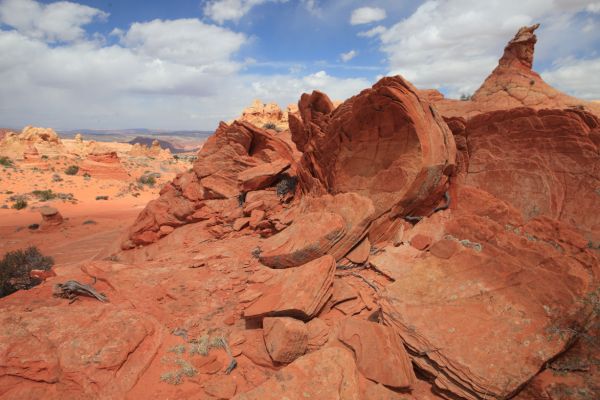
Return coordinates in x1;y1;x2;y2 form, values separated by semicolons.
233;347;360;400
338;318;415;389
39;206;63;227
263;317;308;363
243;255;335;320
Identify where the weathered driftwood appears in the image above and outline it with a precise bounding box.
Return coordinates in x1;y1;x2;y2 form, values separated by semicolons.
53;280;108;303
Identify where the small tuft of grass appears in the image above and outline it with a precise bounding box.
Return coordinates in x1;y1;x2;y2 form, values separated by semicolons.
160;371;183;385
95;195;109;201
168;345;186;355
189;334;210;356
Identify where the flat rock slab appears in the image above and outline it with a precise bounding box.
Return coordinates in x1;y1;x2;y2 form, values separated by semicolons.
233;347;360;400
259;211;346;268
380;244;596;400
338;318;415;389
238;158;290;192
244;255;335;320
259;193;375;268
0;306;162;399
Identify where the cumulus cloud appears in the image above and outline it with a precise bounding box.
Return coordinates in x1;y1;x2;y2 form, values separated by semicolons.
0;0;373;130
542;57;600;100
121;19;246;68
203;0;286;24
350;7;386;25
340;49;357;62
368;0;600;98
250;70;371;103
0;0;107;42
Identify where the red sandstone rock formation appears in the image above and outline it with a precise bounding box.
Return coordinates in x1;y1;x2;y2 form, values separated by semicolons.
79;151;130;180
39;206;63;229
2;29;599;399
237;99;297;131
123;121;297;247
423;24;600;119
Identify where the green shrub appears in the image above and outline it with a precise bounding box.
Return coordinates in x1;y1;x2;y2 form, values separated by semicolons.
262;122;277;130
95;195;109;201
0;246;54;298
32;189;56;201
460;93;472;101
138;173;159;187
64;165;79;175
12;197;27;210
0;156;13;167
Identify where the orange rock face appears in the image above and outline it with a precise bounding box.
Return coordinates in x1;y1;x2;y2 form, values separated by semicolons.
459;107;600;241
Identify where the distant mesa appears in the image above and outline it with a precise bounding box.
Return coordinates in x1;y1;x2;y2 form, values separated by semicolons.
128;136;190;154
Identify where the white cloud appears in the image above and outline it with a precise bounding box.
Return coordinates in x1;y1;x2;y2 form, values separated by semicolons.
358;25;387;38
121;19;246;68
350;6;386;25
542;57;600;100
0;0;107;42
587;2;600;13
369;0;600;98
203;0;286;24
250;71;371;103
0;1;373;130
340;49;357;62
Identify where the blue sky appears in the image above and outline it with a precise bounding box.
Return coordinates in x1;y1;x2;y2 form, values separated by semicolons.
0;0;599;130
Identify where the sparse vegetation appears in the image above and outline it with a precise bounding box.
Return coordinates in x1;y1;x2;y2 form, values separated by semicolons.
95;195;109;201
64;165;79;175
32;189;57;201
138;172;160;187
11;197;27;210
52;173;63;182
83;172;91;180
0;246;54;298
276;174;298;197
83;220;97;225
28;223;39;230
0;156;14;167
460;93;473;101
263;122;277;130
